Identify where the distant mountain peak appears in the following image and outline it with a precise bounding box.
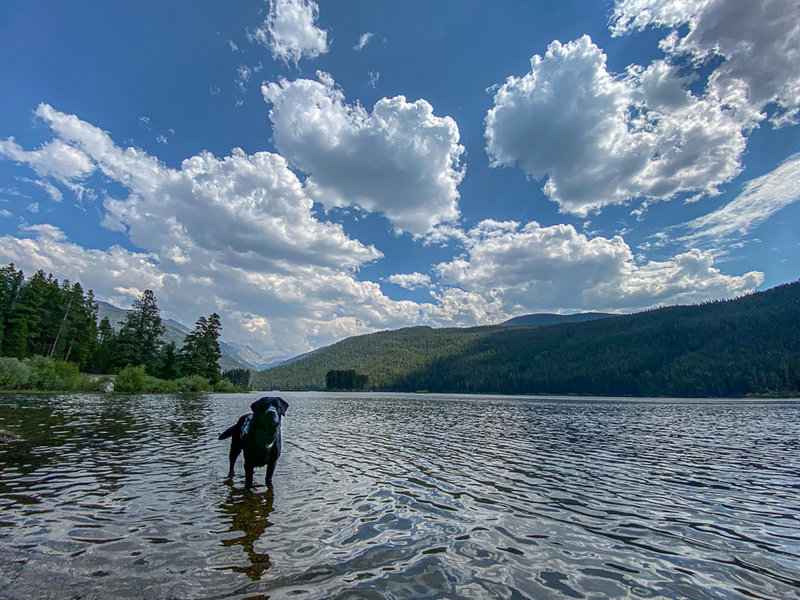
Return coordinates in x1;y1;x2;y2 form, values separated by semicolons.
499;312;615;327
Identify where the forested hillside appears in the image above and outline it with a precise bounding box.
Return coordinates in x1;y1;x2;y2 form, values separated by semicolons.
254;325;491;391
500;312;613;327
253;281;800;397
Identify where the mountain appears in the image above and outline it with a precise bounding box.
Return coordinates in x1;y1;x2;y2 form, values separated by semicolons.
96;301;252;372
500;312;615;327
96;301;134;328
260;349;320;370
226;342;268;369
252;281;800;397
223;341;303;371
252;325;487;391
163;318;190;333
217;341;312;371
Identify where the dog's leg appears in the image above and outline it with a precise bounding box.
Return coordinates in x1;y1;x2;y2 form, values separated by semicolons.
244;460;255;489
265;430;282;485
265;453;276;485
227;437;241;478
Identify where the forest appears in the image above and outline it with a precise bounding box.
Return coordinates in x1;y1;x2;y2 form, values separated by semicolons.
252;280;800;397
326;369;369;391
0;263;242;392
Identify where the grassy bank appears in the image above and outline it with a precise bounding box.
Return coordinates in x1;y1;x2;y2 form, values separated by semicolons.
0;356;248;394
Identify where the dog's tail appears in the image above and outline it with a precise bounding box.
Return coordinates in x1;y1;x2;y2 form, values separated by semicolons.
218;424;238;440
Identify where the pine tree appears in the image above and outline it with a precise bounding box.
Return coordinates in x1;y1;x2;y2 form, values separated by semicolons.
90;316;117;373
179;312;222;383
30;273;64;358
0;263;25;350
114;289;165;373
155;341;180;380
57;284;98;368
222;368;250;388
2;270;50;357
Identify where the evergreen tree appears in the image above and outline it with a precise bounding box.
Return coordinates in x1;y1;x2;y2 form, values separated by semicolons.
204;312;223;383
30;273;65;358
155;341;180;380
1;265;98;368
2;270;49;358
222;367;250;388
61;284;98;368
114;289;165;373
179;312;222;383
90;316;117;373
0;263;25;349
47;282;98;366
180;315;208;377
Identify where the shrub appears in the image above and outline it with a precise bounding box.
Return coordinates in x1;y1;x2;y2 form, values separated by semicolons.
154;377;180;392
11;356;90;391
0;357;32;389
213;378;238;392
52;360;84;390
116;364;147;393
176;375;210;392
25;355;57;389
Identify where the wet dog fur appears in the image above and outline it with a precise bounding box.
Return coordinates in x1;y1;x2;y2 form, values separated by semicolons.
219;396;289;488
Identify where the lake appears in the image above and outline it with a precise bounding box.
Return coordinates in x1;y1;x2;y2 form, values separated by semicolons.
0;392;798;599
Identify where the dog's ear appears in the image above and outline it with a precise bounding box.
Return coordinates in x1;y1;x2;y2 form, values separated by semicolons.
275;397;289;416
250;396;270;413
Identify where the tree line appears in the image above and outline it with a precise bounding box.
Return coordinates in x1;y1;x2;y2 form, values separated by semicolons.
254;280;800;397
0;263;239;390
325;369;369;391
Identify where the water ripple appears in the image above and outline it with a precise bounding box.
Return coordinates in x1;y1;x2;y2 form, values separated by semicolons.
0;393;799;599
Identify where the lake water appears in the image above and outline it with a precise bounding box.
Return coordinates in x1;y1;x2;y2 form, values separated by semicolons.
1;393;798;599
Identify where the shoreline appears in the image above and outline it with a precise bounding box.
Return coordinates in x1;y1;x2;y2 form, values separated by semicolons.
4;389;794;400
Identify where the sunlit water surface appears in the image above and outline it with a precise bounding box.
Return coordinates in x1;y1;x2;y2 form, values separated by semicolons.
1;393;798;599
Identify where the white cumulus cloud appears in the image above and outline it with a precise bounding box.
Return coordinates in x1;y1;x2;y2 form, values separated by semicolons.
485;35;746;216
32;103;379;272
0;137;94;181
262;74;465;236
249;0;329;65
1;102;775;359
354;31;374;51
0;105;515;359
436;219;763;315
0;224;169;308
386;272;431;290
611;0;800;127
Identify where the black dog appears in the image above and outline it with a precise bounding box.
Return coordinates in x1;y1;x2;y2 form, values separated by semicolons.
219;396;289;488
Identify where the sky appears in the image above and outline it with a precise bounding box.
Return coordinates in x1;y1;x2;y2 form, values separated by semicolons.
1;0;799;363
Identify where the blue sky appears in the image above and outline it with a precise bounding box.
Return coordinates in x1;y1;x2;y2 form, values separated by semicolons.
1;0;799;362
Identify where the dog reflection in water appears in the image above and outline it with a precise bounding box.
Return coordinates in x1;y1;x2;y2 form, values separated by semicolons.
219;487;275;580
219;396;289;488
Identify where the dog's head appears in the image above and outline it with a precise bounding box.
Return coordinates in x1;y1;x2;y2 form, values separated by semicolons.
251;396;289;417
249;396;288;440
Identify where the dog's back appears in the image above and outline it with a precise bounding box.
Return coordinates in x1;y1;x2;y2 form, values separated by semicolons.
218;414;249;440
